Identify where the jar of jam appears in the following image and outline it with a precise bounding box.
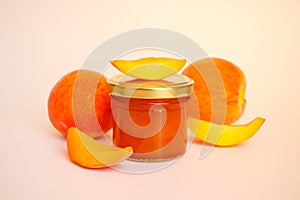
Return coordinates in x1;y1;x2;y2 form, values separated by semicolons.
108;74;193;162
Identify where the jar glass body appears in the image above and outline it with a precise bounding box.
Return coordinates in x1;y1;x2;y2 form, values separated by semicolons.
111;95;189;162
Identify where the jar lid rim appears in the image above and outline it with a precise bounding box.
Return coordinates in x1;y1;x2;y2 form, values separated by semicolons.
108;74;194;99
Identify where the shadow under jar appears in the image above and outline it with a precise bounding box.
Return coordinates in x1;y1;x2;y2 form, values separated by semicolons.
108;74;193;162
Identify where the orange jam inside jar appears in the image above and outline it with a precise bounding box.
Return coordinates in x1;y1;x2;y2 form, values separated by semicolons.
108;74;193;162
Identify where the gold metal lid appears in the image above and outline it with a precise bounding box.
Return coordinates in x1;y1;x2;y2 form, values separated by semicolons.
108;74;194;99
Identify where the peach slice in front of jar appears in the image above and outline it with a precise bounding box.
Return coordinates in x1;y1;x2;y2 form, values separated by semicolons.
67;127;133;168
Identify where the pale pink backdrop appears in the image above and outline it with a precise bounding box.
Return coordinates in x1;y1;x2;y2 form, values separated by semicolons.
0;0;299;199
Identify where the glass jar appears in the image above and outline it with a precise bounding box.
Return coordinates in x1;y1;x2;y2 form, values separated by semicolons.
108;74;193;162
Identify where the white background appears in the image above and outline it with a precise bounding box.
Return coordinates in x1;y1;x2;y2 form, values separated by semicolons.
1;0;299;199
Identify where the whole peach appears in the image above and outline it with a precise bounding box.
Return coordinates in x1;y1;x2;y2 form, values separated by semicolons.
48;69;112;137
